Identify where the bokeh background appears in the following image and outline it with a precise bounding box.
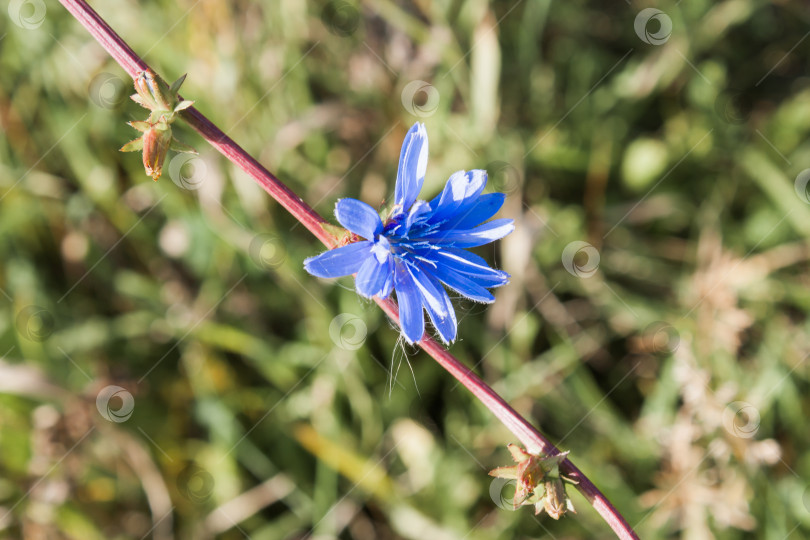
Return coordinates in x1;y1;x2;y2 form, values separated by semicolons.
1;0;810;538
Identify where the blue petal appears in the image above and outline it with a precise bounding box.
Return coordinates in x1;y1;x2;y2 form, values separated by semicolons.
410;264;457;344
355;254;392;298
404;200;432;235
304;241;372;278
426;171;469;221
394;261;425;343
395;123;429;210
428;170;487;224
371;236;391;263
428;247;510;288
405;261;447;316
447;192;506;229
380;269;394;298
335;198;383;240
450;170;489;216
430;218;514;248
430;263;496;303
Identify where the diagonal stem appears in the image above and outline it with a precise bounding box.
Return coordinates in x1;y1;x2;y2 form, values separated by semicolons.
58;0;336;250
57;1;639;538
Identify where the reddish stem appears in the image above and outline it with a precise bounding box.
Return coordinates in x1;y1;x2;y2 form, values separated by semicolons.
58;1;639;538
58;0;336;249
374;298;637;539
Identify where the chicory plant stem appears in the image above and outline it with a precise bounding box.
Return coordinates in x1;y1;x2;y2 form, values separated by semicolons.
58;1;639;538
58;0;336;249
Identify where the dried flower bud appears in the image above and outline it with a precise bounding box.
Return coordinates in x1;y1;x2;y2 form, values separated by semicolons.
141;119;173;180
132;69;187;115
121;70;197;180
489;444;577;519
539;476;573;519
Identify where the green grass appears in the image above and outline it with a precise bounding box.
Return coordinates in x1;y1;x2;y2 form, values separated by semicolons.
1;0;809;538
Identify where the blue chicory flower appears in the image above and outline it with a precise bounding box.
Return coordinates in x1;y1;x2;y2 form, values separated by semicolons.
304;122;514;345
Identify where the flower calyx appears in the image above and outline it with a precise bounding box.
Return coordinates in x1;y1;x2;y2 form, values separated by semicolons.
488;444;578;519
319;222;360;247
120;69;197;181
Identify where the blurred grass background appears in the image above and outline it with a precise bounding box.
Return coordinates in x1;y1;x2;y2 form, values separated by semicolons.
1;0;810;538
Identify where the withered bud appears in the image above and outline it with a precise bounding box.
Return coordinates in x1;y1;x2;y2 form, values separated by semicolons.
121;71;197;181
141;120;173;180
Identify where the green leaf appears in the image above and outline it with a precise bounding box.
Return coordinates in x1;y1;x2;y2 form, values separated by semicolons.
320;222;349;242
169;73;188;94
127;120;151;132
169;138;197;154
119;137;144;152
